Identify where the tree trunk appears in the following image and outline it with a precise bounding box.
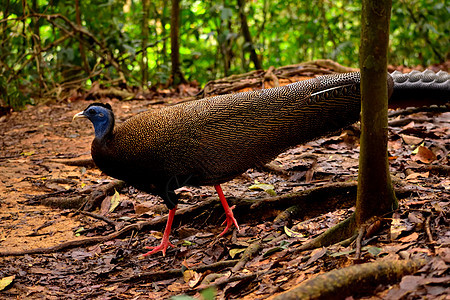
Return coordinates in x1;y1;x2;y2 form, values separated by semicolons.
141;0;149;86
236;0;262;70
356;0;397;225
170;0;185;85
31;0;44;95
160;2;168;66
75;0;90;75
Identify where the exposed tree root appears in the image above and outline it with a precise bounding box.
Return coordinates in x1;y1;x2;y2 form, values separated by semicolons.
273;259;426;300
49;158;97;168
10;180;419;258
83;180;126;210
292;215;358;254
249;181;358;212
24;180;125;210
85;87;135;101
231;239;263;273
271;183;415;228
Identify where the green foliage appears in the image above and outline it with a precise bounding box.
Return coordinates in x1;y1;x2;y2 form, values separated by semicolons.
0;0;447;110
170;287;216;300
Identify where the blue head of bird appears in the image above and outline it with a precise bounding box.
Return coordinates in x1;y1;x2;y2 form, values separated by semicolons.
73;103;114;139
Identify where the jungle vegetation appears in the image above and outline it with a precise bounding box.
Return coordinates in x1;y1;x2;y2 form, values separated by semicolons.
0;0;448;109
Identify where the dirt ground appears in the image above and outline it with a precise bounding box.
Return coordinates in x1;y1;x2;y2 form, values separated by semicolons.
0;83;449;299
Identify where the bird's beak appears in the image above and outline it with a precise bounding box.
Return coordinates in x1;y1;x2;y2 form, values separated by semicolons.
73;111;86;121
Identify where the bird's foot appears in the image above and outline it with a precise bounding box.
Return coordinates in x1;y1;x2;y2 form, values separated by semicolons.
142;206;177;257
142;240;175;257
219;205;240;237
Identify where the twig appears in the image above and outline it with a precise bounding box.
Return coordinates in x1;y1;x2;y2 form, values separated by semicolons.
27;220;56;236
79;211;119;228
354;226;366;260
425;215;434;244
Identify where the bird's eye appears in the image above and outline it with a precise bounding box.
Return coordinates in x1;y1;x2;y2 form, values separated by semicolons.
99;113;104;117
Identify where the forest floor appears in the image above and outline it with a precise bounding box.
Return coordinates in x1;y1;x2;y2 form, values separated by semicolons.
0;73;449;299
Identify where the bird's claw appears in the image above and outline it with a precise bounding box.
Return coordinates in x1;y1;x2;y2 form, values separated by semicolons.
142;240;175;257
219;205;240;237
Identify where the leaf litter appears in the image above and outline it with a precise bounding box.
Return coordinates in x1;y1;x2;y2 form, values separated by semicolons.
0;99;448;299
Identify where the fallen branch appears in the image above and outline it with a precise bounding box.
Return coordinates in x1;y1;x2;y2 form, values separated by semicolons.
273;259;426;300
248;181;358;218
197;269;274;292
231;239;262;273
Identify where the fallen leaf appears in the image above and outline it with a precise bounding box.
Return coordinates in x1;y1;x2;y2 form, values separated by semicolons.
284;226;305;238
21;150;35;156
109;189;121;213
411;146;436;163
249;180;276;196
167;282;184;292
229;248;246;258
305;247;327;266
401;134;423;145
200;287;217;300
411;142;424;154
0;275;15;291
399;232;419;243
390;214;407;240
399;275;423;291
183;269;200;286
367;246;382;257
134;202;153;215
405;172;429;180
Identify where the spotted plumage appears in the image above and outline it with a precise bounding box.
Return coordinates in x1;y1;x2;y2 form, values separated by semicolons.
93;73;365;201
74;70;449;255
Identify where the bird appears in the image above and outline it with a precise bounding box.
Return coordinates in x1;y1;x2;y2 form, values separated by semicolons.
73;70;449;256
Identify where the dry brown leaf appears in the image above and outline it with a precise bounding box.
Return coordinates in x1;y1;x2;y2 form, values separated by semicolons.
134;202;153;215
390;214;405;240
399;232;419;243
167;282;185;292
401;134;423;145
183;269;202;287
411;146;437;163
405;172;429;180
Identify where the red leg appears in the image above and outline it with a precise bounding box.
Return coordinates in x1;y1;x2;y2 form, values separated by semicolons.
215;185;240;236
142;206;177;257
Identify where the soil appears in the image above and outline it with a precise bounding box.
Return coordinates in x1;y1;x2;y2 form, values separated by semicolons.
0;80;449;299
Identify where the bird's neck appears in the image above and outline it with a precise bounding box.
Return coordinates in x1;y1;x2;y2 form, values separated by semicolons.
94;115;114;141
